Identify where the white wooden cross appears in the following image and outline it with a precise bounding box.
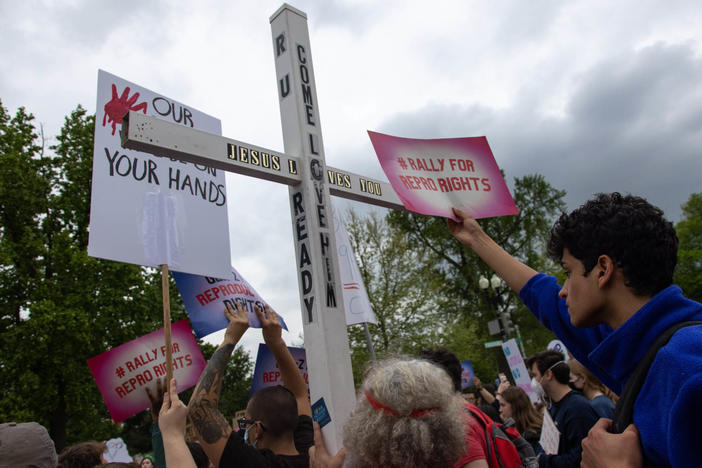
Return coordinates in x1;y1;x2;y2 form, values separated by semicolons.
121;4;404;450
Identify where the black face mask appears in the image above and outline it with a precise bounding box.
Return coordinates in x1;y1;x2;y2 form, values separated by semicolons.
568;382;583;392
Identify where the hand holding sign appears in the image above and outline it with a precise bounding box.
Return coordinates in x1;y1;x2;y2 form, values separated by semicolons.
159;379;188;438
256;304;283;346
309;421;346;468
159;378;199;468
369;131;518;220
223;302;250;345
447;207;484;244
173;267;288;339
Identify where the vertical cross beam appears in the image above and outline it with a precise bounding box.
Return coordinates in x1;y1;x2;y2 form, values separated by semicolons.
270;4;355;450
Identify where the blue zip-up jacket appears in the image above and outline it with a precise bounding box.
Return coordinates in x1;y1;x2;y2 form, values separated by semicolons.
520;274;702;468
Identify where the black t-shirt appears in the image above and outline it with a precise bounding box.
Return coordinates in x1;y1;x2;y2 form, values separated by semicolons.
219;415;314;468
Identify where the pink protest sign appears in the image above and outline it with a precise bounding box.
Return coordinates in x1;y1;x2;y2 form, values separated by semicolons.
368;131;519;220
87;319;206;423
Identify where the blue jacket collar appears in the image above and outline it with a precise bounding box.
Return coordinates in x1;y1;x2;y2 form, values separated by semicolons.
588;286;702;387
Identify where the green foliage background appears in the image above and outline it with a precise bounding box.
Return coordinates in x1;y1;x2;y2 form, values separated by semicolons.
0;101;252;454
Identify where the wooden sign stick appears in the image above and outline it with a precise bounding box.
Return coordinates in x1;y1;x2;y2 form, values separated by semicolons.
162;263;173;383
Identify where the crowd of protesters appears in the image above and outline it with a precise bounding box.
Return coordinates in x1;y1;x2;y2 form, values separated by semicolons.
2;192;701;467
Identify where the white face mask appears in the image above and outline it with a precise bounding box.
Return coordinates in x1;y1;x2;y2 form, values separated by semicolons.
531;376;546;398
531;360;565;400
244;426;258;448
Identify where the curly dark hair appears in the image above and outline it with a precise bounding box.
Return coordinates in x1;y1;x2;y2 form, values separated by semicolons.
418;347;463;392
547;192;678;296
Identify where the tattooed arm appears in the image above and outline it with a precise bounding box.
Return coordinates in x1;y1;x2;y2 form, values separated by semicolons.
188;302;249;467
256;305;312;417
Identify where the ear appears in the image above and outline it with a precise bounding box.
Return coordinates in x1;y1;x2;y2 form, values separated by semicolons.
595;254;616;288
255;421;265;441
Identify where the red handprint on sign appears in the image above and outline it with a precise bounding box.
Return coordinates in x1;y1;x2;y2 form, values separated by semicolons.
102;84;148;135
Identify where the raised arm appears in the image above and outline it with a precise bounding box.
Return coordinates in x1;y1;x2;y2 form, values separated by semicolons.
145;378;166;468
256;304;312;417
159;378;197;468
188;302;249;467
447;207;538;293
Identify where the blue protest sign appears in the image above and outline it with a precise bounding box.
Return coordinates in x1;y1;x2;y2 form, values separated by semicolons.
249;343;308;398
173;266;287;338
312;397;332;427
460;360;475;390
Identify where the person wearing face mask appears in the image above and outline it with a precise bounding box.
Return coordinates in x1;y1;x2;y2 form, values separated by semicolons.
568;357;617;419
188;302;313;468
525;350;598;468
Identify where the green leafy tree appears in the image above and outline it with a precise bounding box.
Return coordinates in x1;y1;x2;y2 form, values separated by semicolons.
0;102;49;326
0;101;253;454
0;103;174;449
675;192;702;302
344;210;447;384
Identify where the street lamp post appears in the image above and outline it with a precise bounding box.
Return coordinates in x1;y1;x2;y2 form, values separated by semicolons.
479;274;509;338
479;274;526;355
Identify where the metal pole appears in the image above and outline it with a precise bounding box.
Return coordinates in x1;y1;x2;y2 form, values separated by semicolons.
515;323;526;357
363;322;377;361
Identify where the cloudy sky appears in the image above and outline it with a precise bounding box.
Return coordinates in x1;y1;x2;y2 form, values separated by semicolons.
2;0;701;357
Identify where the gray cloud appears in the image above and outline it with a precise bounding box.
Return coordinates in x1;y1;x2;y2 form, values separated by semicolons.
377;41;702;222
297;0;380;34
0;1;164;51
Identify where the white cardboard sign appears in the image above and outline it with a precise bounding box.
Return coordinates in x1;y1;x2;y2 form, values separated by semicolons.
88;69;231;278
502;338;539;403
539;410;561;455
103;437;132;462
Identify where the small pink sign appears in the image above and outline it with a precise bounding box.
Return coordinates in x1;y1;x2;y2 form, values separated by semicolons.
87;319;206;423
368;131;519;220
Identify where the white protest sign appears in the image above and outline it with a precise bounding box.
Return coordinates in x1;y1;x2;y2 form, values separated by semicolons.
502;338;539;403
103;438;132;462
539;410;561;455
547;339;570;362
332;206;376;325
88;69;231;278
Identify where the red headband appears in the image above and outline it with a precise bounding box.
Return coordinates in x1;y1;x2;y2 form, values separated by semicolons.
364;391;439;418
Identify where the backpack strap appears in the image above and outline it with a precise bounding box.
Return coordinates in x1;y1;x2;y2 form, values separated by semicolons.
465;404;506;468
613;321;702;432
612;321;702;467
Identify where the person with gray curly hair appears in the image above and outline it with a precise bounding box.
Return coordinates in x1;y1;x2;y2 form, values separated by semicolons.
342;357;466;468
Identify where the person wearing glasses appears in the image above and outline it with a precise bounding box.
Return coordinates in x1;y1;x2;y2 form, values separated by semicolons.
188;302;313;468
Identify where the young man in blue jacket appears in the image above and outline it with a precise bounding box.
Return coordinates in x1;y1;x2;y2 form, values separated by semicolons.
448;193;702;467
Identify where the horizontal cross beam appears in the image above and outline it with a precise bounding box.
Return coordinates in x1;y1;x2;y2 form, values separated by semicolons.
121;111;404;211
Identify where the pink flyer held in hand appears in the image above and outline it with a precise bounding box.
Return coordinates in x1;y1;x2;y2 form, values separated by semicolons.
368;131;518;220
87;319;206;423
